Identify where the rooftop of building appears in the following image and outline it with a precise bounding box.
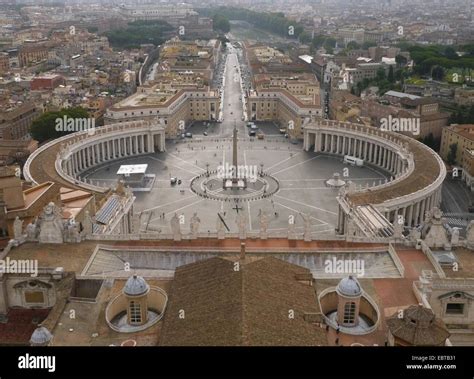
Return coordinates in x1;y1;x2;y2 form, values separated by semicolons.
159;256;328;346
442;247;474;279
346;124;442;206
384;90;421;100
3;239;452;346
0;308;50;346
443;124;474;140
386;304;450;345
49;277;170;346
32;74;63;80
253;72;319;86
0;101;38;118
7;181;54;212
108;86;217;111
249;88;321;108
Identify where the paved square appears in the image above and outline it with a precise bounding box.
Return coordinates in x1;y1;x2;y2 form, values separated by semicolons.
84;135;388;236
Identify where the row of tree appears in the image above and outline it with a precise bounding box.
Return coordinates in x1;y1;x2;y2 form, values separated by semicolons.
105;20;174;49
448;104;474;125
30;108;90;143
199;7;304;39
408;45;474;77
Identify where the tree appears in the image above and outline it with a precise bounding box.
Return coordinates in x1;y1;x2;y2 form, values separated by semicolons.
376;67;386;81
199;7;305;39
395;54;407;67
299;32;312;44
431;65;445;81
212;14;230;33
444;46;458;60
388;65;394;83
324;37;337;48
447;143;458;165
105;20;173;48
448;104;474;124
347;41;360;50
362;41;377;49
419;133;441;151
30;107;90;143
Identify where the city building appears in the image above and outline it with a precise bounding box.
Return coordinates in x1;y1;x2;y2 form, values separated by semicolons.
104;85;220;137
454;87;474;106
30;74;66;91
245;45;322;137
440;124;474;166
0;101;40;163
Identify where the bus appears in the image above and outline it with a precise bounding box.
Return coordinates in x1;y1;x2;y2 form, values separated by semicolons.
344;155;364;167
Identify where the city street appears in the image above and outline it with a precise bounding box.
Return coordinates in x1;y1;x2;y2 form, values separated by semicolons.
441;178;474;232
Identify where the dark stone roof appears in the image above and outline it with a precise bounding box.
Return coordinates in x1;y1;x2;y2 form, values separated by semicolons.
159;257;327;346
386;305;450;346
0;308;50;346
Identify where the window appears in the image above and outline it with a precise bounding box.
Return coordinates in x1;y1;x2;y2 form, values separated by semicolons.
24;291;45;305
343;302;356;324
446;303;464;315
129;301;142;324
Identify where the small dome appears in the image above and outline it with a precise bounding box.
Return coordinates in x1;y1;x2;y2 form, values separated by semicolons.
30;326;53;345
123;275;149;296
336;276;362;297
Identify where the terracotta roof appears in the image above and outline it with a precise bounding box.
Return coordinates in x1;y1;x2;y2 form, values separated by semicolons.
400;97;437;106
0;308;50;346
444;124;474;141
159;257;327;346
386;305;450;346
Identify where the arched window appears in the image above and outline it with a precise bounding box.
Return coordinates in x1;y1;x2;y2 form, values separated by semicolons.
343;302;356;324
129;301;142;324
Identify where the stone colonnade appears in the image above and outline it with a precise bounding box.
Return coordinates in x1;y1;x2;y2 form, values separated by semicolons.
62;125;165;178
304;121;445;228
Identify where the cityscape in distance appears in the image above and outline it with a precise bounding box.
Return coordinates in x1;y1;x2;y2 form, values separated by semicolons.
0;0;473;374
